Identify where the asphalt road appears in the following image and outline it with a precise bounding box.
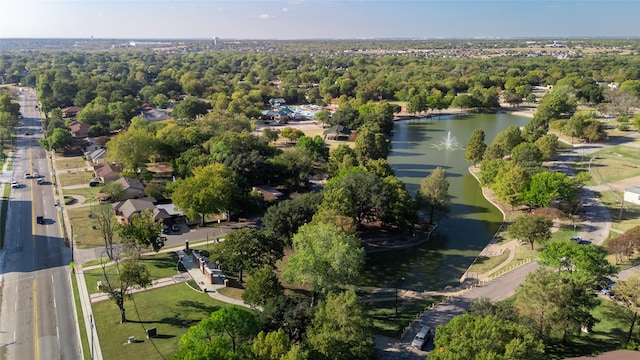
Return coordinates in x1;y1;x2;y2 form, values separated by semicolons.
0;88;81;359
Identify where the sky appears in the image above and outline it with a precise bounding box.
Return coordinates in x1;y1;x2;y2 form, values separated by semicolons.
1;0;639;40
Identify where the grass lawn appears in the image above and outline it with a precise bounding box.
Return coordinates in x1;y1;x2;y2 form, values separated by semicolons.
55;156;89;170
468;249;510;275
70;274;91;360
59;169;95;187
589;146;640;184
67;207;113;248
598;190;640;232
63;187;101;203
363;297;442;339
92;285;227;360
84;252;181;295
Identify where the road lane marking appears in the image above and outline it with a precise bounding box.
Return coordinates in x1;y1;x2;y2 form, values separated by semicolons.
33;279;39;360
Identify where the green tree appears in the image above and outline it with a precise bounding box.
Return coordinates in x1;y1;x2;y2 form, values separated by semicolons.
508;214;552;250
172;163;241;226
100;181;126;201
612;275;640;342
100;258;152;323
327;144;358;177
510;142;543;170
315;110;331;128
269;147;314;191
514;269;598;342
416;167;450;224
173;306;258;358
307;290;374;360
262;192;323;245
539;240;617;278
296;135;329;161
534;133;558;160
42;127;73;152
354;123;390;164
283;223;365;306
492;164;529;209
280;127;305;144
242;265;284;309
117;209;166;257
213;228;284;283
464;129;487;166
493;125;523;154
105;124;157;172
252;329;291;360
430;313;545;360
262;127;280;144
172;96;211;121
522;171;577;208
479;158;507;186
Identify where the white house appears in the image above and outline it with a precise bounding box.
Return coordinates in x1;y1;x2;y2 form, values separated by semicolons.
623;186;640;205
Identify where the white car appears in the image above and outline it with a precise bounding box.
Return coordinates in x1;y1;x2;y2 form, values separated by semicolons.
411;326;432;350
11;180;19;188
24;173;31;179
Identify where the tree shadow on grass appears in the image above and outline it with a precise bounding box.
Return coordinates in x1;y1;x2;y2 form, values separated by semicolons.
176;300;221;315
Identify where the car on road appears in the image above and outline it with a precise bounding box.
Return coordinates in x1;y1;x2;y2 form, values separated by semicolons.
570;236;582;241
33;172;39;178
37;178;44;185
11;180;20;188
24;173;31;179
36;215;45;225
24;131;30;135
411;326;432;350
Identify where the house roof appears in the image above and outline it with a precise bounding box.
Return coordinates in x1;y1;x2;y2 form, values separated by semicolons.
88;148;107;160
253;185;284;201
565;350;640;360
625;186;640;194
118;199;155;219
155;203;184;217
323;124;352;136
94;163;120;178
61;106;82;117
70;121;90;133
115;177;145;191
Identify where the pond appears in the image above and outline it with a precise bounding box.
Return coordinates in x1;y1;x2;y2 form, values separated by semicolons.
361;112;531;291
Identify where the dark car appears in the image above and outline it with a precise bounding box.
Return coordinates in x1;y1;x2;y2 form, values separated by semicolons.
89;179;100;187
171;223;180;232
36;215;45;224
162;224;170;234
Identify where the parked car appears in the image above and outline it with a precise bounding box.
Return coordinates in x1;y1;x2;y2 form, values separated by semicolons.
411;326;432;350
89;179;100;187
162;224;170;234
570;236;582;241
171;223;180;232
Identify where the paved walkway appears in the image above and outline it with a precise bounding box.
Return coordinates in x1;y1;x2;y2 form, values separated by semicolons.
83;245;252;308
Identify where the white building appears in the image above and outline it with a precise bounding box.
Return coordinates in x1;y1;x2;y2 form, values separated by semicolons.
623;186;640;205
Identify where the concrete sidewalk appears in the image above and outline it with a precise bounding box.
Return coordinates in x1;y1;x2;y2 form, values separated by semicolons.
83;245;252;308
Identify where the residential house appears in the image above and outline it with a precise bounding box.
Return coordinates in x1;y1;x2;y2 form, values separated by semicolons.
93;163;121;183
322;124;352;140
114;177;146;199
145;162;174;180
269;98;286;107
113;198;171;223
86;148;107;165
623;186;640;205
61;106;82;118
253;185;284;202
70;121;90;138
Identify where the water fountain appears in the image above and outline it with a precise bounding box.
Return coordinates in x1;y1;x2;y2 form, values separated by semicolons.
432;131;461;150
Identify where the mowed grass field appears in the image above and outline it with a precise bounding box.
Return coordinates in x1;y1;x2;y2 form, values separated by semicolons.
92;285;226;360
